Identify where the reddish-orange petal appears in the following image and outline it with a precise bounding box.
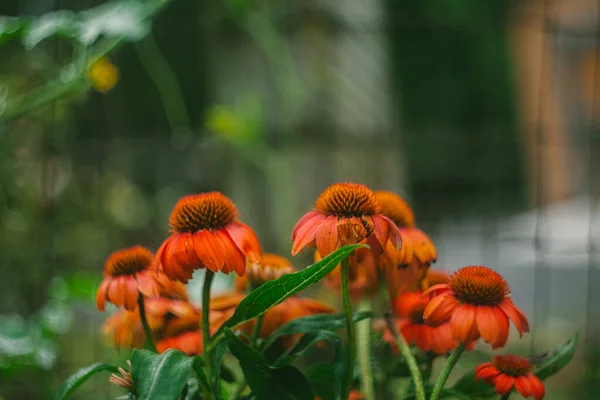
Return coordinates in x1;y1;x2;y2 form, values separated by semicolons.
193;230;225;272
528;374;545;400
475;365;501;381
291;212;326;255
422;284;449;297
96;279;110;311
514;375;533;398
226;222;261;263
136;271;161;298
216;230;246;275
450;304;479;343
163;235;195;283
493;374;515;395
372;215;390;250
423;293;458;326
124;277;139;310
476;306;500;346
315;216;339;257
107;277;126;308
292;210;321;238
491;306;510;349
499;298;530;336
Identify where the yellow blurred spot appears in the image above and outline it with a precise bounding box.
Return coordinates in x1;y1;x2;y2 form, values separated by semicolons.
204;105;240;140
88;58;119;93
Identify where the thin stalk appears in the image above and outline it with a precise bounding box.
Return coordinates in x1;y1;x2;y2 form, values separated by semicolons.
252;313;264;348
379;280;425;400
341;257;356;399
137;294;157;352
357;297;375;400
202;270;215;399
430;343;466;400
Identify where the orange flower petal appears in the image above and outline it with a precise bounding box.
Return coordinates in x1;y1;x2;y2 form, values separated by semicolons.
491;306;510;349
476;306;500;347
107;277;126;308
499;298;530;336
475;365;501;381
372;215;390;251
315;216;339;257
450;304;479;343
423;292;458;326
96;279;110;311
528;374;545;400
226;222;261;263
124;277;139;310
493;375;515;395
421;283;449;297
136;271;161;298
291;211;326;255
216;230;246;276
514;376;533;398
194;230;226;272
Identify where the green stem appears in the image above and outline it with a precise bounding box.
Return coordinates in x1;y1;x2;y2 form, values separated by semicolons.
379;282;425;400
202;270;215;399
341;257;356;399
430;343;466;400
137;294;157;352
252;313;264;348
357;297;375;400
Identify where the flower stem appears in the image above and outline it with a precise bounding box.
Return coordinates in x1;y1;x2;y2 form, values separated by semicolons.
379;280;425;400
252;313;264;348
341;257;356;399
202;270;215;398
137;294;157;352
430;343;466;400
357;297;375;400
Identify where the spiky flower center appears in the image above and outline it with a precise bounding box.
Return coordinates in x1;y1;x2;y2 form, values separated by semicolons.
374;191;415;228
449;266;509;306
105;246;153;277
315;183;380;217
492;355;532;377
408;303;427;324
169;192;238;233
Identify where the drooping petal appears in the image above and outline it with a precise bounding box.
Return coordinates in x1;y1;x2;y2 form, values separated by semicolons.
372;215;390;250
528;374;545;400
476;306;500;346
96;279;110;311
491;306;510;349
194;230;225;272
225;222;261;262
514;375;533;398
291;212;326;255
493;375;515;395
499;298;530;336
136;271;161;298
422;284;450;297
315;216;339;257
171;233;202;270
124;277;139;310
475;365;501;381
423;293;459;326
292;210;321;239
108;277;127;309
215;230;246;275
450;304;479;343
163;235;195;282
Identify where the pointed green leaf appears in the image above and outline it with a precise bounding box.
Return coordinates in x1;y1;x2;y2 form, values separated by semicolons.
533;332;579;380
225;329;313;400
214;244;364;338
261;311;373;351
131;349;193;400
55;362;119;400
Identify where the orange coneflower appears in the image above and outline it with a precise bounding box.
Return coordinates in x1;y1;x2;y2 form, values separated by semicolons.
383;290;462;355
374;192;436;282
423;266;529;349
155;192;261;282
96;246;167;311
475;355;545;400
291;183;401;257
155;312;204;355
236;253;296;292
102;309;146;349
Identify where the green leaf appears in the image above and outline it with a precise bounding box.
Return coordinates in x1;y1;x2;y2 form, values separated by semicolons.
191;356;210;392
225;329;313;400
0;16;31;44
533;332;579;380
214;244;364;338
55;362;119;400
131;349;193;400
307;363;337;400
212;339;229;398
24;11;77;49
78;1;151;45
261;311;373;351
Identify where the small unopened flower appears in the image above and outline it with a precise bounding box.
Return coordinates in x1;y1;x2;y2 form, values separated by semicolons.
88;58;119;93
383;290;463;355
155;192;261;282
374;191;436;271
96;246;168;311
475;355;545;399
423;266;529;349
291;183;401;257
109;361;135;393
236;253;296;291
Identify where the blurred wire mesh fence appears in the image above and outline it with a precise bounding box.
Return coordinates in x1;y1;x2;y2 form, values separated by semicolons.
0;0;599;398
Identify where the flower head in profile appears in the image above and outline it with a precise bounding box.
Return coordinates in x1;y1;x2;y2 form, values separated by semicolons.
291;183;401;257
155;312;203;355
374;191;436;274
236;253;296;292
155;192;261;282
423;266;529;349
96;246;167;311
88;58;119;93
382;291;462;355
475;355;545;400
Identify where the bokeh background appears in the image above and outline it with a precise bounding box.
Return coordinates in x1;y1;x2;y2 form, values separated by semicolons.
0;0;599;398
